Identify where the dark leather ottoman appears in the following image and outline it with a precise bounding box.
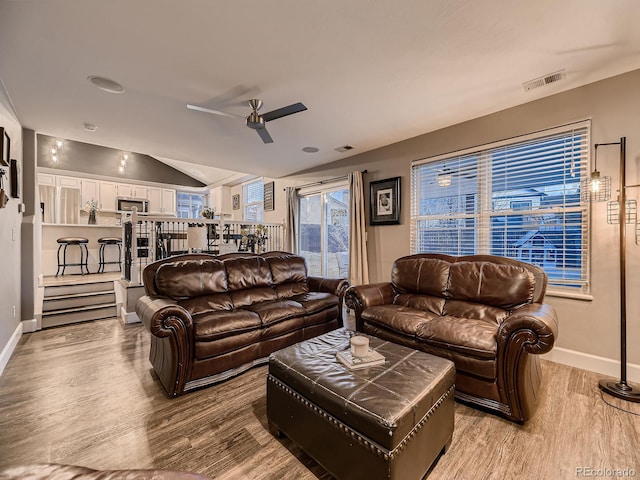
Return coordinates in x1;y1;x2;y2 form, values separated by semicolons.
267;328;455;480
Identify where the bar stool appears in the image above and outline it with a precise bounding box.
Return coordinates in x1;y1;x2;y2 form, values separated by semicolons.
56;237;89;276
97;237;122;273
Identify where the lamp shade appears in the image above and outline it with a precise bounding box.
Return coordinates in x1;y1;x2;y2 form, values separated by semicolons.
187;226;208;251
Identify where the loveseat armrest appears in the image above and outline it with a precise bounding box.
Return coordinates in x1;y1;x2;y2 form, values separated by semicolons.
497;303;558;355
344;283;396;331
135;296;194;397
307;277;350;298
345;283;396;311
496;302;558;422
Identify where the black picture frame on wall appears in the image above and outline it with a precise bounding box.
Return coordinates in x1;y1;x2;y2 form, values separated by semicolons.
10;159;19;198
369;176;401;225
0;127;9;167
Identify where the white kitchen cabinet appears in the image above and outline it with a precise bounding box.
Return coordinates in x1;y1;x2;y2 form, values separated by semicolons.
148;187;175;215
81;179;99;207
117;183;148;199
117;183;133;198
132;185;148;199
37;173;56;186
147;187;162;214
56;175;81;189
162;188;176;215
99;181;117;212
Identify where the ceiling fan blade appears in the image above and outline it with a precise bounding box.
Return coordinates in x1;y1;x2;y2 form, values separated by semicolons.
262;102;307;122
186;104;243;118
256;127;274;144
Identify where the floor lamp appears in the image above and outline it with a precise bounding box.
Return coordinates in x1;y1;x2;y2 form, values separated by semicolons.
584;137;640;402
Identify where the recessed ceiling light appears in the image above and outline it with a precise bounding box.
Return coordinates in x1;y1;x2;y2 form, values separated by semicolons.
302;146;319;153
87;75;125;94
83;123;97;132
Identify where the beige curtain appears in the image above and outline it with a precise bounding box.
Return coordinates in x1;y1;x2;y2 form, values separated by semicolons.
285;186;298;253
348;171;369;285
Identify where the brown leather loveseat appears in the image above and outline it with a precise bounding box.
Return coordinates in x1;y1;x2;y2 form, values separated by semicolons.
345;254;558;423
136;251;348;397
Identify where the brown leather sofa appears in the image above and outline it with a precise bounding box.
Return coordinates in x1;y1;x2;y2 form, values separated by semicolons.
345;254;558;423
136;251;348;397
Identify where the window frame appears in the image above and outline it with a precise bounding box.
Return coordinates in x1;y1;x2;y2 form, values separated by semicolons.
410;120;591;296
243;179;264;222
176;191;207;219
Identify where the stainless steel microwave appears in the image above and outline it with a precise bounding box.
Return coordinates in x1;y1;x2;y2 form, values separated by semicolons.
117;197;149;213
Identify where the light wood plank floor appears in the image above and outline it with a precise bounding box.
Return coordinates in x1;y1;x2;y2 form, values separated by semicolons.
0;318;638;479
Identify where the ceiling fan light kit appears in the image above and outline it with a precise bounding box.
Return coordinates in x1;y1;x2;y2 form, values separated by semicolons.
187;98;307;144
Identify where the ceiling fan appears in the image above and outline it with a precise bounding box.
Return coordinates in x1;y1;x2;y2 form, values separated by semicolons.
187;99;307;144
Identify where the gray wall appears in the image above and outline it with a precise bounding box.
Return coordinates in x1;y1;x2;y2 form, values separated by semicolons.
0;82;23;372
37;134;205;187
278;68;640;370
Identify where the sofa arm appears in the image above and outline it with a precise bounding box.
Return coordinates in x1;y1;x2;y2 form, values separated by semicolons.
307;277;350;298
344;283;396;312
135;296;194;397
497;303;558;355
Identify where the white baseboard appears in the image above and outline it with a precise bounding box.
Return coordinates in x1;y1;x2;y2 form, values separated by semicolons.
120;305;141;324
0;322;23;376
21;318;38;333
543;347;640;383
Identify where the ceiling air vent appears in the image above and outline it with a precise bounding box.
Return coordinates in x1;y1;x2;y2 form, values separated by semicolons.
522;69;567;92
335;145;355;153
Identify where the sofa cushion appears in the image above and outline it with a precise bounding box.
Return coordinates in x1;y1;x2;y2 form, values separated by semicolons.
415;316;497;359
155;259;227;300
443;299;509;324
193;309;262;341
230;287;278;308
243;300;306;326
224;256;273;290
361;305;438;336
448;261;534;309
266;254;308;284
393;293;445;316
274;282;309;300
291;292;338;314
178;293;233;315
391;257;450;296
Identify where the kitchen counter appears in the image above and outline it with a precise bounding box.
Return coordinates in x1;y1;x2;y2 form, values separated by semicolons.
42;224;124;277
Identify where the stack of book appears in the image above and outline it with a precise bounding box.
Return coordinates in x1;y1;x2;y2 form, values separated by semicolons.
336;348;385;370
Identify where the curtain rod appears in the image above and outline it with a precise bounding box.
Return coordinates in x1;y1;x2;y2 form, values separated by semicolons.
284;169;368;191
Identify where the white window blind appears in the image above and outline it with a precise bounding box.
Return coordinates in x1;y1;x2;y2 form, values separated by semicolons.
243;180;264;222
411;122;590;291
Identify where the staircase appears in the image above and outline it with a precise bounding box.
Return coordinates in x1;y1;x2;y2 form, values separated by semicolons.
42;280;118;328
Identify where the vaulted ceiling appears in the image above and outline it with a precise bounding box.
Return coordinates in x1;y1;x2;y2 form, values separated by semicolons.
1;0;639;185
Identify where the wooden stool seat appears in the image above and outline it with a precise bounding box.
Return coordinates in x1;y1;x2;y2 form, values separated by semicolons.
56;237;89;276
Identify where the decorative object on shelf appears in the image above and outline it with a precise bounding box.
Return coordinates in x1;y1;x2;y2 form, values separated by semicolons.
369;176;401;225
232;193;240;210
583;137;640;403
200;206;215;219
264;181;275;211
0;127;9;167
9;159;19;198
84;199;99;224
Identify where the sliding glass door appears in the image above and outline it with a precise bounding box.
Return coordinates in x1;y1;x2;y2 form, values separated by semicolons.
298;184;350;277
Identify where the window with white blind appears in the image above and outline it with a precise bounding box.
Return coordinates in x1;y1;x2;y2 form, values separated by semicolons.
411;121;590;292
243;180;264;222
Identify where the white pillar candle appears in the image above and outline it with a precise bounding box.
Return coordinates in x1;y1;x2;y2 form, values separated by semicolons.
350;335;369;358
